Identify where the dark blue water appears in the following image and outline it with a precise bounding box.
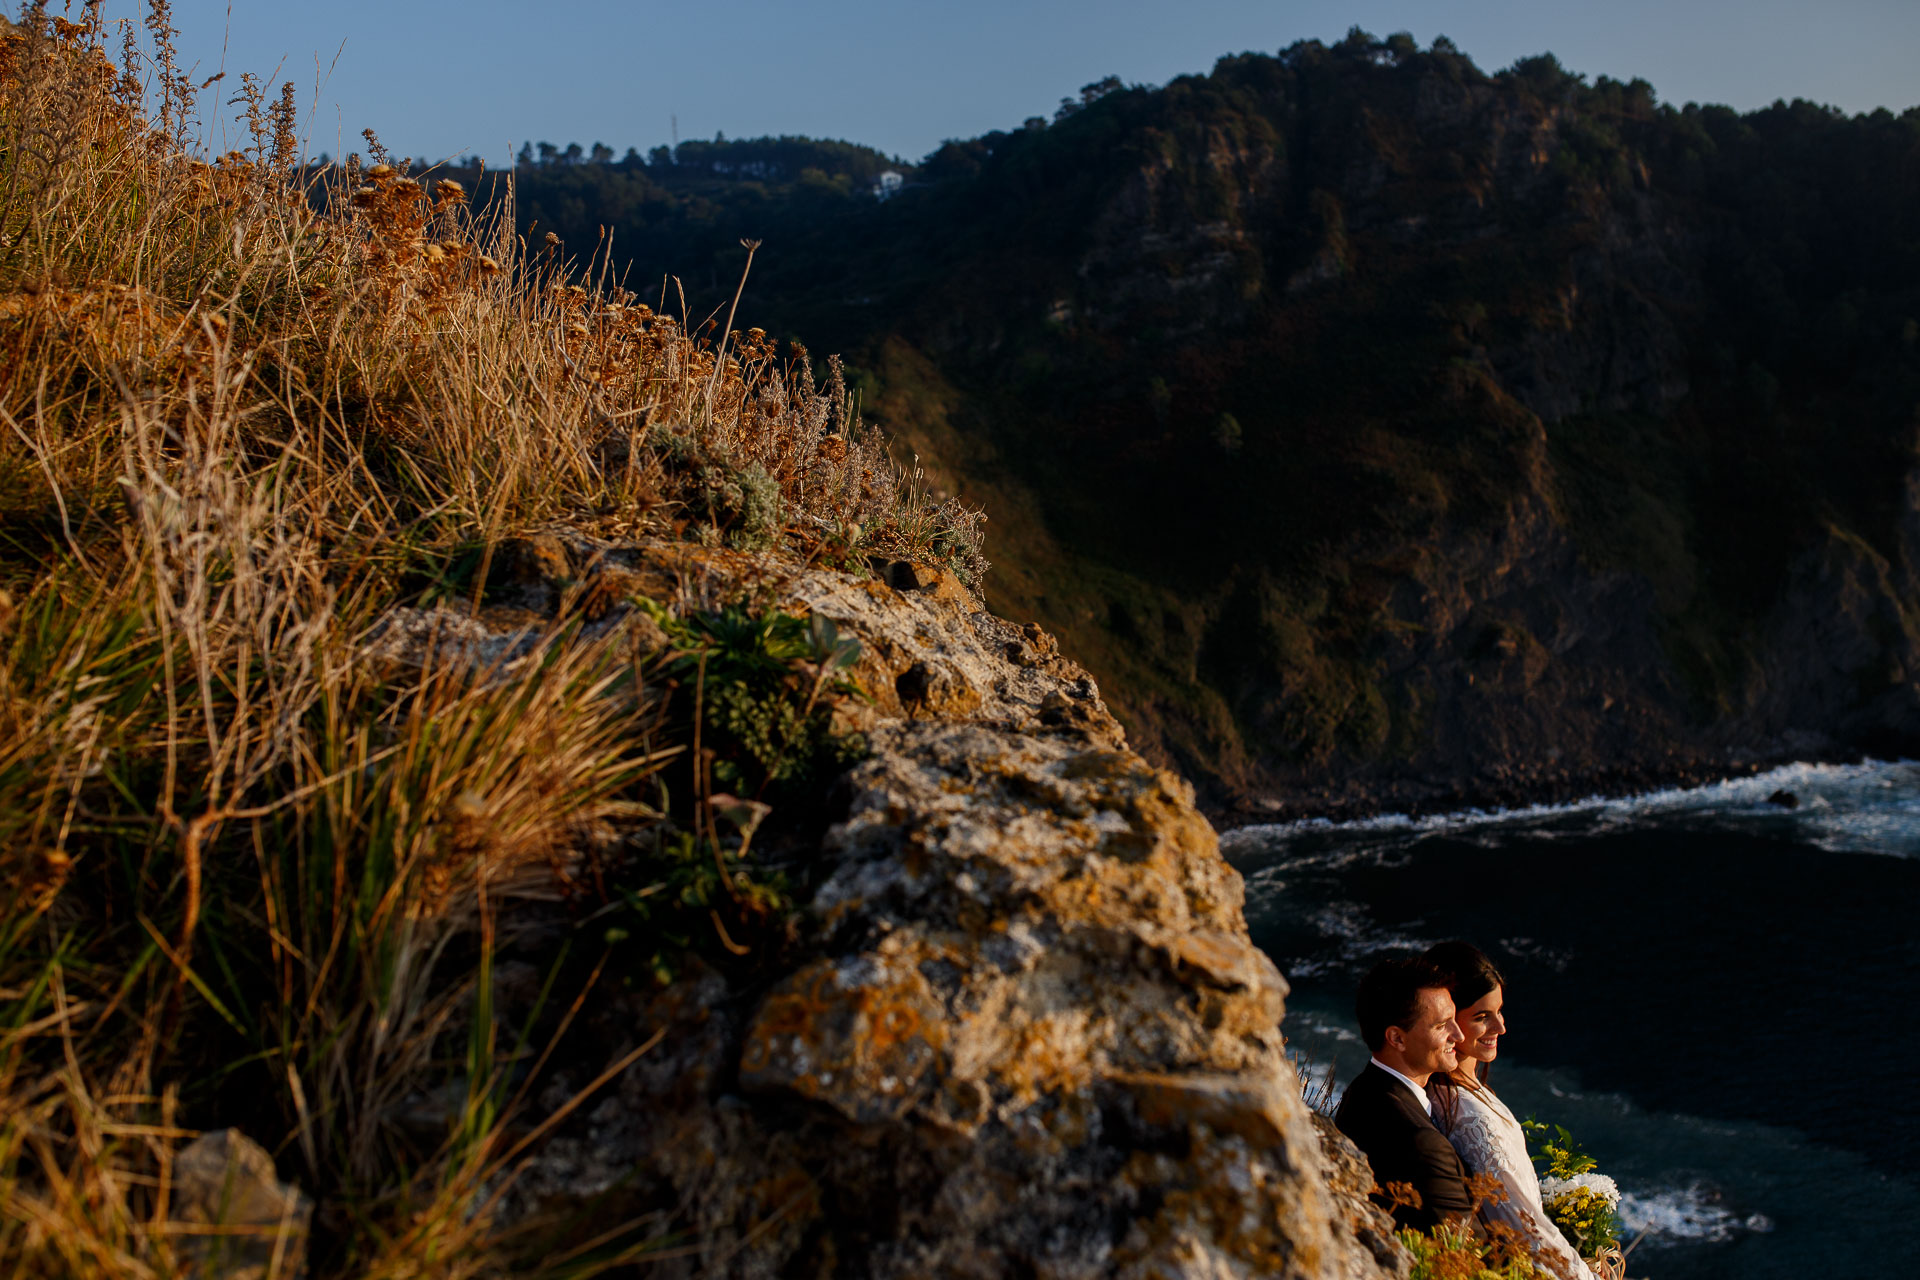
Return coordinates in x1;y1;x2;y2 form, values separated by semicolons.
1225;761;1920;1280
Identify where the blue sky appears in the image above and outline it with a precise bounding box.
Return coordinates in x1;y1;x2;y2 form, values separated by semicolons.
138;0;1920;165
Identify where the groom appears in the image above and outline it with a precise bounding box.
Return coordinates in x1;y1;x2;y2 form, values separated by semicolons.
1334;956;1475;1234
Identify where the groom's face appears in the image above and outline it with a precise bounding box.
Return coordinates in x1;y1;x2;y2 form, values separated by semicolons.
1390;986;1463;1077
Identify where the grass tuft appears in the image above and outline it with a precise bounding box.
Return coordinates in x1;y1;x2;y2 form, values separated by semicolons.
0;5;975;1273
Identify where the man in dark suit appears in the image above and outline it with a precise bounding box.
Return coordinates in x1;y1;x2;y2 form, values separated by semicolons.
1334;956;1474;1234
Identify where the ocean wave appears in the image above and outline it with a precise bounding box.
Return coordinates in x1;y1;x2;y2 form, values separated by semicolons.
1259;898;1439;979
1620;1181;1774;1247
1225;758;1920;861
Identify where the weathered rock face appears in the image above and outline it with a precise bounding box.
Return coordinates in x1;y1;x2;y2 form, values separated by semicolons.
1311;1114;1411;1280
1738;518;1920;754
168;1129;312;1280
486;539;1401;1278
733;720;1356;1277
1225;439;1704;818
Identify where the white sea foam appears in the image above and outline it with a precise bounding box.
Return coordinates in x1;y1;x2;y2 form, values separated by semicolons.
1224;758;1920;860
1277;900;1439;976
1619;1182;1775;1246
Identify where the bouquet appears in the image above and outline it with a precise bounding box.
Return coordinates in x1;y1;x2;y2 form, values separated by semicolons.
1526;1121;1623;1264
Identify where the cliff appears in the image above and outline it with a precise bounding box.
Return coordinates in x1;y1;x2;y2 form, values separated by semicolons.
0;15;1402;1276
15;12;1911;1275
478;537;1406;1277
501;32;1920;816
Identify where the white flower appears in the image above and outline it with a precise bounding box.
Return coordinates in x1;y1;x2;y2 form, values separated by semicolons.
1540;1172;1621;1209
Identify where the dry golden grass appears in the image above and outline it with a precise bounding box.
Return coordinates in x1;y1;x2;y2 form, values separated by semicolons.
0;3;984;1274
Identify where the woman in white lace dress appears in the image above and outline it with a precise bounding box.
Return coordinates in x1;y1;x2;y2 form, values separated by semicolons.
1422;942;1596;1280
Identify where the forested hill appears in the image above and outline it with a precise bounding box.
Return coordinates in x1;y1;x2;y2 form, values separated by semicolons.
444;30;1920;815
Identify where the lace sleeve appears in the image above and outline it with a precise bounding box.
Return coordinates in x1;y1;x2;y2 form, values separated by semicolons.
1434;1086;1505;1186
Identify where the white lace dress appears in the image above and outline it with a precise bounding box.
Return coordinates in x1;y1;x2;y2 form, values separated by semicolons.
1437;1082;1596;1280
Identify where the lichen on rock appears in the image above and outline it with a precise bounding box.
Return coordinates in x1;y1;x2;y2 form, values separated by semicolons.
489;540;1400;1277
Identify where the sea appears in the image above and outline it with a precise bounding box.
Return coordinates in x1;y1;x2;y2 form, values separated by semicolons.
1225;759;1920;1280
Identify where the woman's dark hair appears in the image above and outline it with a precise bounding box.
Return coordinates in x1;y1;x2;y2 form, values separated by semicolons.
1422;941;1506;1091
1421;941;1505;1010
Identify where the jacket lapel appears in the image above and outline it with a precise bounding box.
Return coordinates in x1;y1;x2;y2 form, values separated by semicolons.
1364;1063;1432;1126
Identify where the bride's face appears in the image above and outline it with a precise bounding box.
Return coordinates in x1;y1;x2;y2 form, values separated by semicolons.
1457;986;1507;1064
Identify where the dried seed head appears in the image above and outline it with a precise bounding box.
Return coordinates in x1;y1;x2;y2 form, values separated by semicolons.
450;790;490;821
424;244;447;264
368;163;394;179
435;178;466;202
476;254;501;274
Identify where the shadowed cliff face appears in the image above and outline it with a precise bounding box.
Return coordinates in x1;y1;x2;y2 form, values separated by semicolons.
503;35;1920;814
852;42;1920;816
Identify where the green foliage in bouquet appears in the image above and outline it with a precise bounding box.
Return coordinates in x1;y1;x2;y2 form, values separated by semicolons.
1524;1120;1624;1258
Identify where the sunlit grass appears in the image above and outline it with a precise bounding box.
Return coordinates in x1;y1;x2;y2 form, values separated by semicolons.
0;3;980;1273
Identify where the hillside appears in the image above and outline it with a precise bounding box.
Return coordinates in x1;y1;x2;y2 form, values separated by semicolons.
483;30;1920;816
0;12;1402;1278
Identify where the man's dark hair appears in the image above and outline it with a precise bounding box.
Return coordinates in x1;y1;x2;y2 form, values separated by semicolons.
1355;955;1449;1052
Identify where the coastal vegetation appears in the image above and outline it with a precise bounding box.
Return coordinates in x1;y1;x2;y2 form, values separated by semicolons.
0;4;981;1273
3;1;1913;1273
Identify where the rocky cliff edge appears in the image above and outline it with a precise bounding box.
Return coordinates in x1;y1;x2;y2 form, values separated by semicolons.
451;535;1404;1278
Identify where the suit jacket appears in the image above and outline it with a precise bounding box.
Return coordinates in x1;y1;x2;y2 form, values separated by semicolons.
1334;1063;1475;1234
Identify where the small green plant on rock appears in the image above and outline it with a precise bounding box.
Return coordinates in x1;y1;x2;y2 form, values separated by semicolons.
604;600;867;983
641;599;866;795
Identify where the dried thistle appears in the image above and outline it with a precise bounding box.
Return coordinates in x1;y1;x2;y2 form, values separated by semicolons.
234;69;268;160
360;124;391;167
269;79;298;171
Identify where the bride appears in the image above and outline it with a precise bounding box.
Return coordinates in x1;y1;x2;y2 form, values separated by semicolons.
1421;941;1597;1280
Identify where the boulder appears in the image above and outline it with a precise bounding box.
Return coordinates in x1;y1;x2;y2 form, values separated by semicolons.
168;1130;311;1280
429;543;1394;1277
